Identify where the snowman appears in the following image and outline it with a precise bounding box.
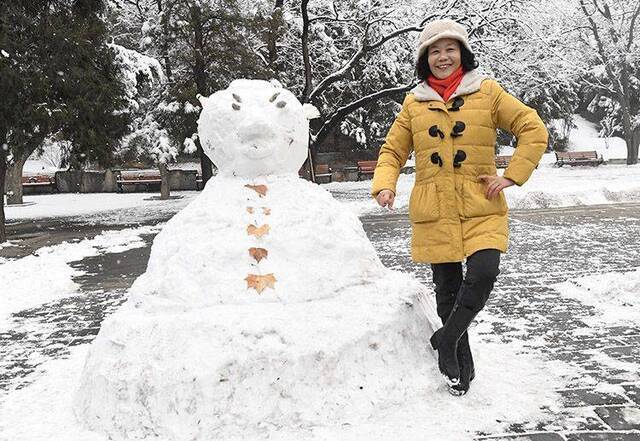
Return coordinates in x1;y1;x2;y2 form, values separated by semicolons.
73;79;441;440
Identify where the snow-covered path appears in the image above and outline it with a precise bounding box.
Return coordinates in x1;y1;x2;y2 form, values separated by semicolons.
1;200;640;439
361;202;640;438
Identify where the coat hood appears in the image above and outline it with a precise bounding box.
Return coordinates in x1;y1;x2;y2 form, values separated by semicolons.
411;70;487;102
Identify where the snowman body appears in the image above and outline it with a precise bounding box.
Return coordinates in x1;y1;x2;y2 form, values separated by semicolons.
73;80;438;440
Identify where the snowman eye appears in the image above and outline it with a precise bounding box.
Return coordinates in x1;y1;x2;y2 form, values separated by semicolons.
269;92;280;102
276;101;287;109
231;93;242;110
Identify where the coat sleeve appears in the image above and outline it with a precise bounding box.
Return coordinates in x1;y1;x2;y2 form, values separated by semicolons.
490;81;548;187
371;95;413;198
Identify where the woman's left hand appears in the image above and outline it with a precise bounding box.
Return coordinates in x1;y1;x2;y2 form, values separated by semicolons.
477;175;515;200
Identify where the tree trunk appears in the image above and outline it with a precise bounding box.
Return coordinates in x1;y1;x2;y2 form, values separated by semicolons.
0;151;7;244
267;0;284;70
300;0;312;100
619;69;636;166
630;126;640;166
159;162;170;200
158;0;173;81
190;4;214;185
5;149;30;205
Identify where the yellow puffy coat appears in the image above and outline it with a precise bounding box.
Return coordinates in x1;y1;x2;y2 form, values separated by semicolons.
371;72;548;264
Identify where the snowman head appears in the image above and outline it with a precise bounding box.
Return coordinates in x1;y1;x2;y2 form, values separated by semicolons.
197;79;309;178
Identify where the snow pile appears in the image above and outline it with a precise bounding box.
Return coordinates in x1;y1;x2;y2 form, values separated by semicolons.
0;225;161;330
505;164;640;209
528;114;627;160
567;115;628;160
554;267;640;324
23;159;60;175
324;163;640;216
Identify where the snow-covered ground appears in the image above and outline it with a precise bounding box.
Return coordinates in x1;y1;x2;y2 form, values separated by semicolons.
2;109;637;440
554;267;640;326
0;225;161;330
22;159;60;175
567;115;628;159
543;114;627;160
0;79;575;441
4;191;198;222
323;163;640;216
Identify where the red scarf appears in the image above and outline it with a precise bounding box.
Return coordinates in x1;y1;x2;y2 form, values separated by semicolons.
427;66;465;102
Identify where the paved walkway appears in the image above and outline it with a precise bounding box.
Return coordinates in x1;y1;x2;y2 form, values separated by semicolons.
364;203;640;440
1;202;640;440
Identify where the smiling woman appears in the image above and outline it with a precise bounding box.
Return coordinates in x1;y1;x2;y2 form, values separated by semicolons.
371;18;549;396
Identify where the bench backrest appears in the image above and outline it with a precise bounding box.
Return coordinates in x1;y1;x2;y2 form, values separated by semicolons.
357;160;377;171
21;175;55;184
495;155;512;167
315;164;330;174
555;151;599;160
119;170;162;181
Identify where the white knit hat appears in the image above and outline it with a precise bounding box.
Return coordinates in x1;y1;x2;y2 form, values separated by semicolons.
415;19;472;63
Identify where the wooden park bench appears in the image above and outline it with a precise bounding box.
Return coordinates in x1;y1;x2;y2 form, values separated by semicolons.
117;170;162;192
21;174;56;190
495;155;512;169
314;164;332;183
555;151;604;167
357;160;377;181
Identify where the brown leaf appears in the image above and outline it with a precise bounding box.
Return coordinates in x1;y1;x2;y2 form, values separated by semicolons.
262;207;271;215
245;184;268;197
246;207;254;214
245;273;277;293
247;224;270;238
249;247;268;262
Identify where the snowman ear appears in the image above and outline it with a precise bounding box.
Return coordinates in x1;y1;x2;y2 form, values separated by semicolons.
196;94;208;106
302;103;320;120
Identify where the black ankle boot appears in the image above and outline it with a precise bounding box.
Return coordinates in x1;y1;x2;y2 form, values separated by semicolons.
430;303;477;387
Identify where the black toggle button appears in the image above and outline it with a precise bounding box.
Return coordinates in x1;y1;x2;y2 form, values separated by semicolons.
449;97;464;111
428;125;445;139
430;152;443;167
453;150;467;168
451;121;466;137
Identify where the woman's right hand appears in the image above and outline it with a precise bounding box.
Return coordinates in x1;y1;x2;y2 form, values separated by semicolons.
376;189;395;209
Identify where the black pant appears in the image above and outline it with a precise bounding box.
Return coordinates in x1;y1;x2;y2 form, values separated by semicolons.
430;249;501;321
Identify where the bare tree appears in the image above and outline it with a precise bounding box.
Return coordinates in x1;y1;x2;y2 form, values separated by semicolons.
578;0;640;164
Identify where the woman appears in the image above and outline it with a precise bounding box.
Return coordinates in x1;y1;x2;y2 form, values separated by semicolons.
371;19;548;395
